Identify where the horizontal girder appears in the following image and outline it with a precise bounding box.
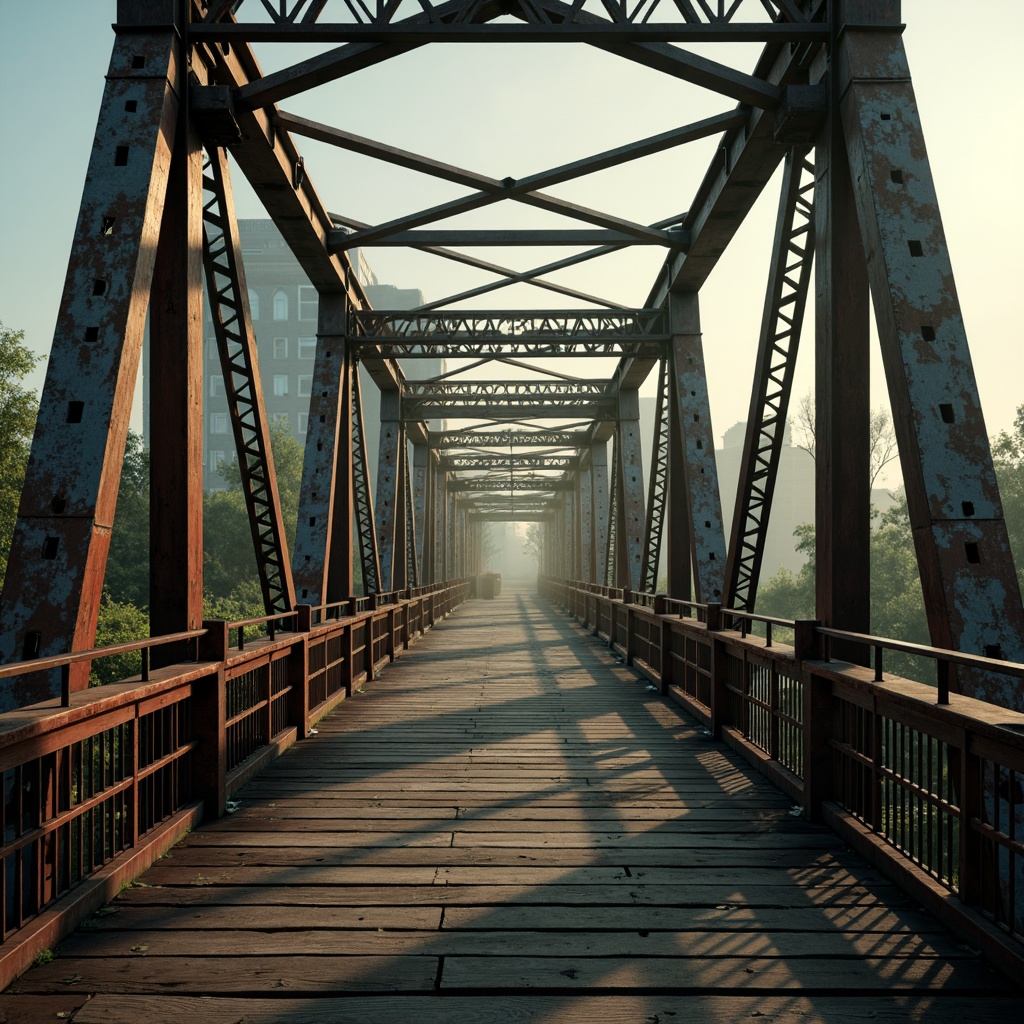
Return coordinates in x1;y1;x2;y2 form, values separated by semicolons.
429;430;593;450
449;476;572;492
350;309;668;359
404;380;617;422
442;455;578;472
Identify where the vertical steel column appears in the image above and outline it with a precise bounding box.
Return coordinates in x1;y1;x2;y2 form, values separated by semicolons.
0;25;179;706
839;12;1024;696
669;293;726;603
403;448;418;588
149;87;203;665
412;442;429;583
815;8;871;648
374;388;402;591
292;296;352;605
605;441;619;587
723;147;815;612
202;147;297;617
615;392;646;593
351;363;381;594
579;454;594;583
591;443;610;585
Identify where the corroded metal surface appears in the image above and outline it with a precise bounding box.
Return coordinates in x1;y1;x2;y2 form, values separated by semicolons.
670;295;726;602
839;25;1024;703
0;30;180;706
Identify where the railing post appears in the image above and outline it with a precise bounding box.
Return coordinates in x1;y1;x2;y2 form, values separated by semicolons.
290;605;312;740
706;603;728;738
802;667;833;823
623;591;634;666
196;619;229;822
655;595;671;695
342;620;354;698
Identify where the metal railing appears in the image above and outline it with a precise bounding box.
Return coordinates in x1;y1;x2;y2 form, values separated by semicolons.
541;575;1024;978
0;579;471;979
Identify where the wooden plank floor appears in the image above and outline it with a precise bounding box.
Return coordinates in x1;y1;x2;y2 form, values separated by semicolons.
6;586;1020;1022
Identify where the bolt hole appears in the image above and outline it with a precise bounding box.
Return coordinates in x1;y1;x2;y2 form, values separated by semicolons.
92;279;108;296
965;542;980;564
693;413;699;422
319;414;326;423
21;632;42;660
124;100;138;113
131;55;145;69
42;537;60;560
66;401;84;424
309;517;316;527
939;403;955;424
114;146;129;167
880;112;892;120
908;240;924;257
962;501;975;516
890;169;904;184
51;497;67;515
84;327;99;344
921;325;936;342
696;439;703;450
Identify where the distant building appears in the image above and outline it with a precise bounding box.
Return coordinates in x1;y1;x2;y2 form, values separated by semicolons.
143;219;437;489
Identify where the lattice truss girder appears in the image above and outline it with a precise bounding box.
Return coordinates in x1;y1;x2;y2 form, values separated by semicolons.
202;147;296;616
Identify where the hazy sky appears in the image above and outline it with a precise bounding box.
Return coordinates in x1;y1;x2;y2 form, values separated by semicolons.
1;1;1021;483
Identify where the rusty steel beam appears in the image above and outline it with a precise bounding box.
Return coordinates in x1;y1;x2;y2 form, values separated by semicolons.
639;357;670;594
375;390;402;591
292;295;351;606
148;98;204;667
814;16;871;656
669;293;726;603
724;147;815;614
0;28;181;707
351;363;381;594
839;18;1024;703
202;147;297;617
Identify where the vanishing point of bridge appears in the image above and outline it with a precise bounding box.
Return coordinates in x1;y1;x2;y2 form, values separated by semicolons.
1;1;1023;1018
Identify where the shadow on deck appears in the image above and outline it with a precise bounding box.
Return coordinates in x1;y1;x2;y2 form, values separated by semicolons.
4;585;1020;1022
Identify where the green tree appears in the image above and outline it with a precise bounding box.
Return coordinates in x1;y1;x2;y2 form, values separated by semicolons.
104;430;150;608
204;420;304;614
0;323;40;590
993;405;1024;595
90;596;150;686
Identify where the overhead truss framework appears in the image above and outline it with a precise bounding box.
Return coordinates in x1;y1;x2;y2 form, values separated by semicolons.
1;0;1023;733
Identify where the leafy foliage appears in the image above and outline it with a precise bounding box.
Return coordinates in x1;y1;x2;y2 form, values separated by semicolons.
993;405;1024;596
90;596;150;686
0;323;40;590
105;431;150;608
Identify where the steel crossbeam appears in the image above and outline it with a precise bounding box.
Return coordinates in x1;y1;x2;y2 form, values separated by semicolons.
449;477;572;493
403;380;618;422
429;430;592;450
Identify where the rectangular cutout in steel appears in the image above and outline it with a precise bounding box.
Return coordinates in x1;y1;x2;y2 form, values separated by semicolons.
92;279;107;296
84;327;99;344
890;169;904;184
66;401;84;424
42;537;60;560
921;325;936;341
21;631;41;660
50;497;67;515
908;240;924;257
114;146;129;167
965;542;980;564
939;403;955;423
131;54;145;69
124;100;138;112
962;501;975;516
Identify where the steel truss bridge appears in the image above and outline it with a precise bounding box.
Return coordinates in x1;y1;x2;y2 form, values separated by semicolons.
0;0;1023;1013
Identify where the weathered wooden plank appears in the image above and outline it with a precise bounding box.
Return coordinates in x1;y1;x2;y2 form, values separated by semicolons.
115;882;912;908
66;994;1024;1024
14;956;439;995
439;955;1006;993
56;927;969;961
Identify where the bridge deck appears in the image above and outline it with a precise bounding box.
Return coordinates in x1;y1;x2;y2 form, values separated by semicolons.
6;587;1019;1022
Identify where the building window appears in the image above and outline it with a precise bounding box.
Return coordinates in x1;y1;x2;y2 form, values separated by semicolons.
273;289;288;320
273;337;288;359
205;338;217;360
209;450;226;472
210;412;228;434
298;375;312;397
297;337;316;360
298;285;318;321
297;412;308;434
248;288;259;321
273;375;289;396
210;375;225;397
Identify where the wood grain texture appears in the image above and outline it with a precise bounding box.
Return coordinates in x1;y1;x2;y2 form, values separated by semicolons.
6;587;1015;1019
